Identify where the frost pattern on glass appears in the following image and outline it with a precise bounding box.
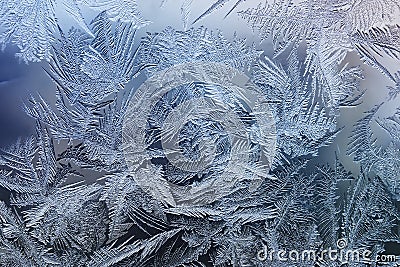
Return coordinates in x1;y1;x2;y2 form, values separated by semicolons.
252;50;361;164
138;26;261;77
122;61;277;207
239;0;400;95
0;0;149;63
0;0;400;266
347;105;400;200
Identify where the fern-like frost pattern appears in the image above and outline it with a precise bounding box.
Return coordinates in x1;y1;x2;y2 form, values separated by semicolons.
0;0;399;266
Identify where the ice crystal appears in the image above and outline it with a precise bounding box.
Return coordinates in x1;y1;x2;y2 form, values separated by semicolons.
0;0;57;62
25;12;142;172
122;61;277;206
252;48;359;163
239;0;400;96
315;161;400;266
0;1;400;266
138;26;261;77
0;0;149;63
84;0;150;25
347;105;400;200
